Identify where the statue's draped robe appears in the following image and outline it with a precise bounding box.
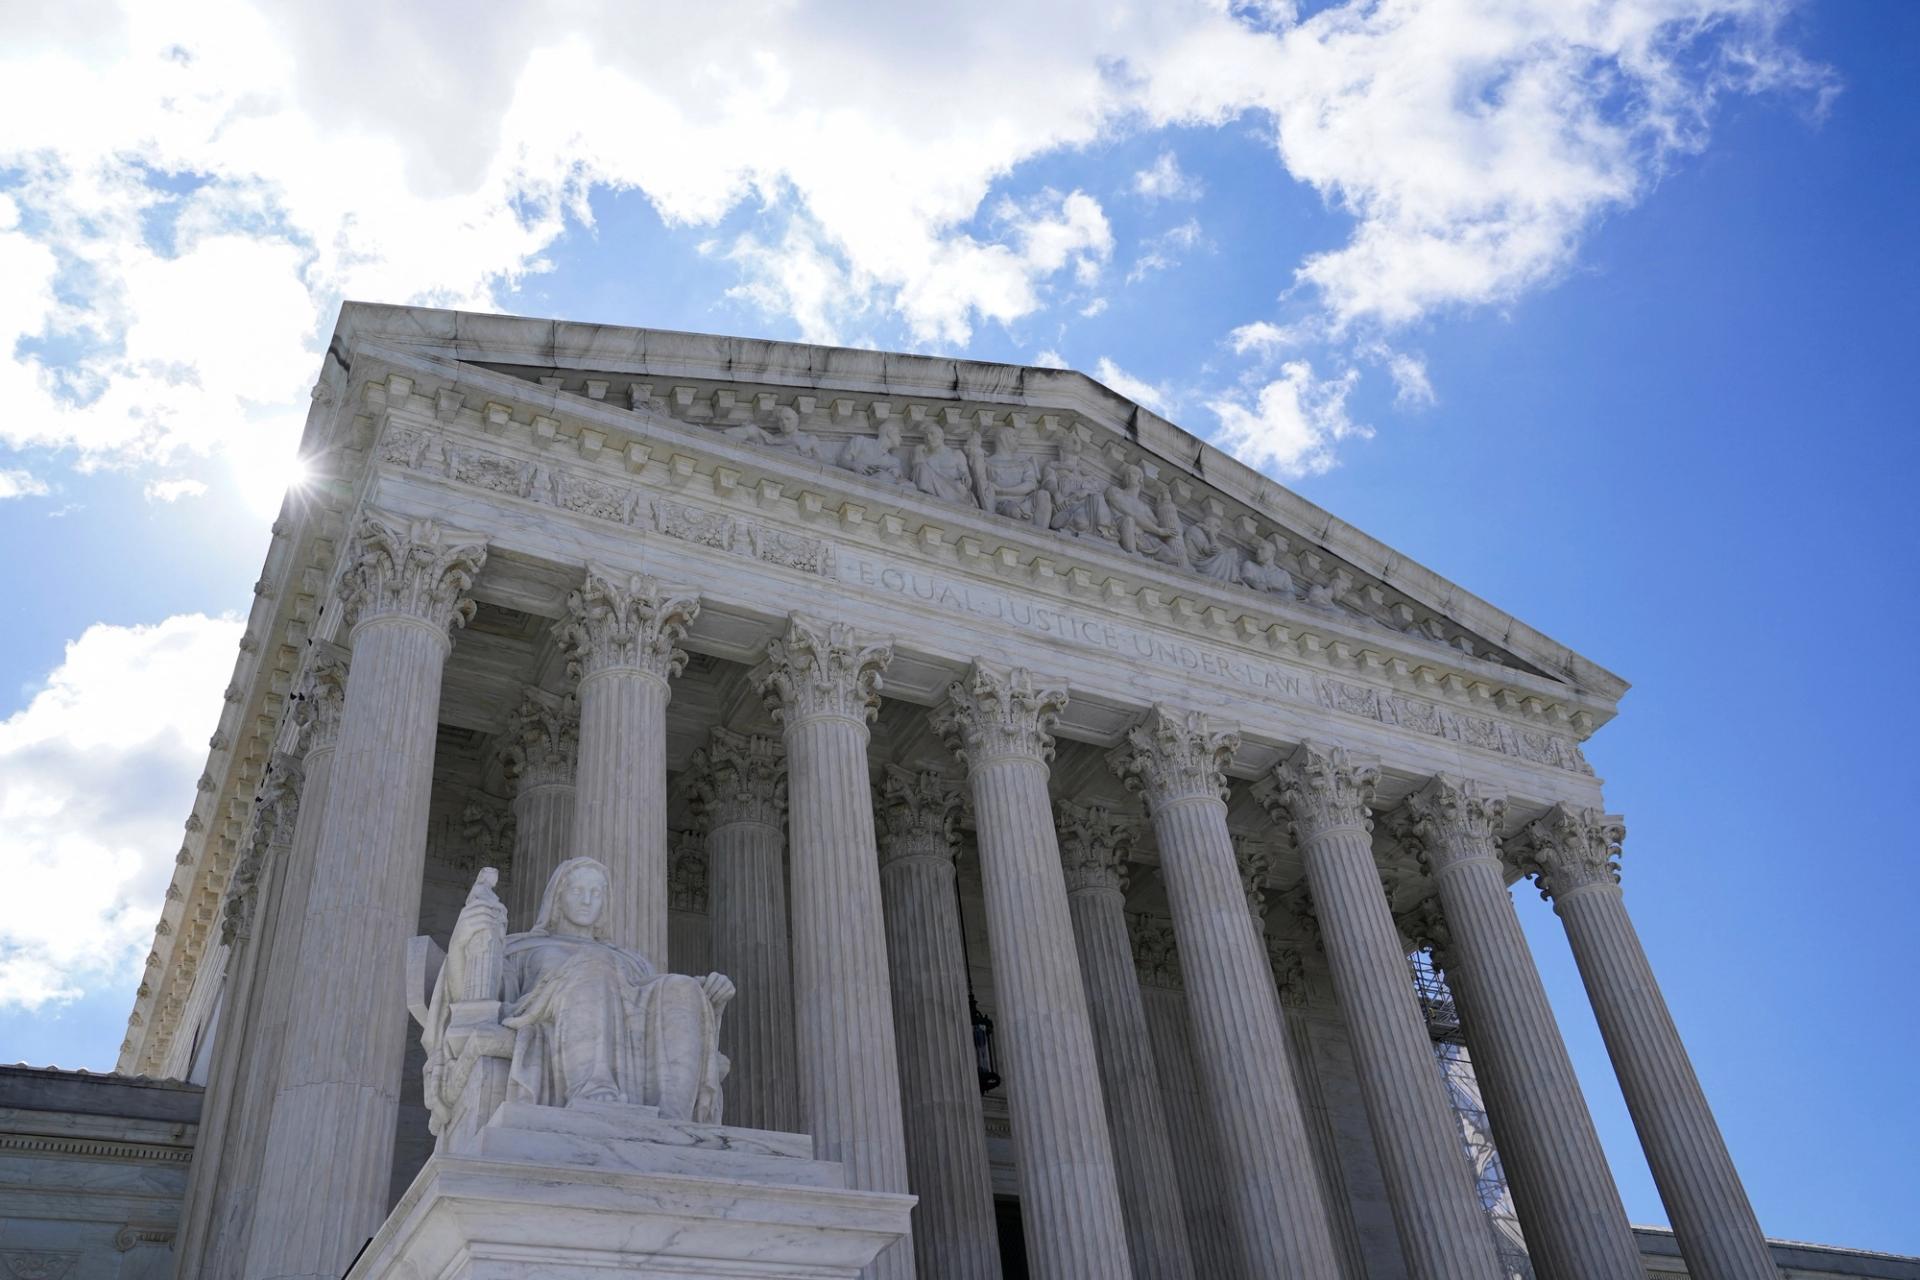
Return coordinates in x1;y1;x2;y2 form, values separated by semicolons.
500;932;726;1122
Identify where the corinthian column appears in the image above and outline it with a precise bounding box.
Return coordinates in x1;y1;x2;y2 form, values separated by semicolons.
1258;743;1501;1280
876;767;1003;1280
555;567;698;963
495;687;578;930
245;514;485;1280
1399;778;1644;1279
754;616;915;1280
1109;708;1341;1280
933;665;1133;1280
686;728;798;1133
1513;807;1776;1280
667;833;710;975
1056;801;1194;1280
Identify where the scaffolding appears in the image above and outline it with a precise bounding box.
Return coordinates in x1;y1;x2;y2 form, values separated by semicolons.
1410;949;1536;1280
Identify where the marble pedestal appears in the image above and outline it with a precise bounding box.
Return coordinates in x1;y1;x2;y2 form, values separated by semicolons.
346;1102;915;1280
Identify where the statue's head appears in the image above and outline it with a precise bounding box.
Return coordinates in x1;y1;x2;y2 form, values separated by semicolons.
534;857;613;939
992;424;1019;454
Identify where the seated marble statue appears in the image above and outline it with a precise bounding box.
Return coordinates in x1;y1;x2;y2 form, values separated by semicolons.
425;858;735;1137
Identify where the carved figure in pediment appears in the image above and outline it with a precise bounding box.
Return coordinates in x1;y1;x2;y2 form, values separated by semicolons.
725;406;825;461
1042;440;1114;539
1240;535;1298;597
1305;568;1351;610
419;858;735;1148
1184;510;1243;582
970;425;1052;528
1107;465;1189;567
838;419;910;485
911;422;979;507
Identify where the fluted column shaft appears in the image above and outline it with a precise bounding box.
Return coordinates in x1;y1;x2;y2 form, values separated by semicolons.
878;769;1002;1280
245;514;485;1280
1407;779;1644;1279
936;665;1133;1280
692;729;799;1133
1134;960;1240;1279
1264;743;1500;1280
1058;805;1194;1280
757;617;914;1280
557;569;697;963
1522;807;1777;1280
1112;707;1341;1280
497;688;578;930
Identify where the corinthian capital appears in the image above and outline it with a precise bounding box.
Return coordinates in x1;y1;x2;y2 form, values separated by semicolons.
877;766;963;867
1128;913;1182;990
932;663;1068;766
221;753;304;947
1234;834;1279;920
291;642;350;758
339;511;488;634
1108;704;1240;808
687;728;786;829
497;687;579;792
1257;740;1380;843
1267;936;1307;1009
1401;775;1507;874
1057;800;1136;895
1510;804;1624;902
754;615;893;725
555;566;700;683
669;834;709;912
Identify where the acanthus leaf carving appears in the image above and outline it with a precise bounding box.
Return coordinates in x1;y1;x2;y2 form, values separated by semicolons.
685;728;786;830
931;662;1069;767
1399;775;1507;875
554;567;700;683
1127;913;1181;989
1256;740;1380;843
338;511;488;635
291;642;350;759
876;766;963;867
1107;704;1240;807
668;834;708;912
1056;800;1136;895
754;615;892;725
496;687;579;792
1507;804;1624;902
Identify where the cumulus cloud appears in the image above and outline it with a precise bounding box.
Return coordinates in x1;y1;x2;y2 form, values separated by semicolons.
0;469;50;500
1095;357;1174;415
1134;150;1205;201
0;613;243;1011
1209;361;1367;476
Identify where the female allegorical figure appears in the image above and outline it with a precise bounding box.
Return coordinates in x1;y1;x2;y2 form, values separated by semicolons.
445;856;736;1122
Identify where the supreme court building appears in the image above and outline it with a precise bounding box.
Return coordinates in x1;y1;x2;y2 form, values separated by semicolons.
117;304;1787;1279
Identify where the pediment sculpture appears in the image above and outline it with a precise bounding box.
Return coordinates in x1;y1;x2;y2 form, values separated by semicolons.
407;858;736;1153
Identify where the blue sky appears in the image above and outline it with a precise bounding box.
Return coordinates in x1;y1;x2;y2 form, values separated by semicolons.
2;0;1914;1257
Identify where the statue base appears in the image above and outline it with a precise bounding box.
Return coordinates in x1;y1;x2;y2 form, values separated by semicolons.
346;1101;915;1279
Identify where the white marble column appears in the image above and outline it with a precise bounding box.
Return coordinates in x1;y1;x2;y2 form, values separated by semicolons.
1259;741;1502;1280
495;686;578;931
1128;917;1240;1279
934;665;1135;1280
244;514;486;1280
687;727;799;1133
876;767;1003;1280
1514;806;1777;1280
555;567;698;963
176;747;303;1279
1109;707;1342;1280
1399;778;1645;1279
755;616;915;1280
1056;801;1195;1280
667;832;711;976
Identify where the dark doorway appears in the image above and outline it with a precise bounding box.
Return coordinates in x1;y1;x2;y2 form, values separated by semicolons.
994;1197;1029;1278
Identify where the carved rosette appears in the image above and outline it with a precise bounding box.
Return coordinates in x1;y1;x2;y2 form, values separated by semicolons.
220;753;303;947
554;567;700;683
1107;704;1240;808
496;687;579;792
1266;936;1308;1009
1056;800;1136;895
338;511;488;635
458;797;514;877
686;728;787;830
291;643;350;759
876;766;963;867
1127;913;1182;989
668;835;709;912
1510;804;1625;903
1400;775;1507;875
1233;834;1279;920
1258;740;1381;844
931;663;1069;767
754;615;893;725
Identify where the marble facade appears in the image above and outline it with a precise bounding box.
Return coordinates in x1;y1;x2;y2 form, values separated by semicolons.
127;304;1780;1279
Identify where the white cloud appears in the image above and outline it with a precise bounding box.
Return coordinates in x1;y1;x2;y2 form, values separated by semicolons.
1228;320;1311;356
0;614;243;1011
1133;150;1205;201
1033;349;1070;369
1095;356;1173;415
144;478;209;503
1209;361;1368;476
1128;218;1206;283
0;469;50;499
1080;298;1110;318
